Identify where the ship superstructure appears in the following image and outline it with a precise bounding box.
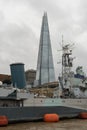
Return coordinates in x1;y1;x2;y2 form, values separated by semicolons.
58;43;87;98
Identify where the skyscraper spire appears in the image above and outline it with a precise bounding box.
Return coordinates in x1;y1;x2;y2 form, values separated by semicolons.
35;12;55;85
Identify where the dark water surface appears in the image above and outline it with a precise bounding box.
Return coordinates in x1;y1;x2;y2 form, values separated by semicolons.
0;119;87;130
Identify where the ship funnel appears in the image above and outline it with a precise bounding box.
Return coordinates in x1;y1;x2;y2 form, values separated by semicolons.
10;63;26;89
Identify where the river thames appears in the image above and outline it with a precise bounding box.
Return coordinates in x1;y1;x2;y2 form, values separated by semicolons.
0;119;87;130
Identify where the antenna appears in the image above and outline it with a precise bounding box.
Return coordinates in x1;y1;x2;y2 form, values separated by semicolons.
62;35;64;47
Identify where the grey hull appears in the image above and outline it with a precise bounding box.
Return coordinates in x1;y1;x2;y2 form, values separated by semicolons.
0;106;86;123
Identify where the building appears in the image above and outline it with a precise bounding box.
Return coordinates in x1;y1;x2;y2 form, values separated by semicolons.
0;74;11;84
10;63;26;89
25;69;36;85
35;12;55;86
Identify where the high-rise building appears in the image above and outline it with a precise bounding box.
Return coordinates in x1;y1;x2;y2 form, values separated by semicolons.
35;12;55;86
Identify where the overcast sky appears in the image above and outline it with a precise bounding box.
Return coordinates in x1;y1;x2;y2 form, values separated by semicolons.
0;0;87;79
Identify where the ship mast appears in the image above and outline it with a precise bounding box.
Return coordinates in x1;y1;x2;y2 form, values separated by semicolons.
62;44;75;95
58;36;75;97
60;37;75;97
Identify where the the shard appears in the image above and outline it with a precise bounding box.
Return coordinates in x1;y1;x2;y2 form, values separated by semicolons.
35;12;55;86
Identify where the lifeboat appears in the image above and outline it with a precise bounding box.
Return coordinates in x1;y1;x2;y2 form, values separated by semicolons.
44;113;59;122
0;116;8;126
79;112;87;119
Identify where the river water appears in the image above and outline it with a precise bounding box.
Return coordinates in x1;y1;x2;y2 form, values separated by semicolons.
0;119;87;130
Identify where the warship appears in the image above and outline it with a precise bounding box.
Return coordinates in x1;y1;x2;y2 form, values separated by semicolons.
0;43;87;123
0;13;87;124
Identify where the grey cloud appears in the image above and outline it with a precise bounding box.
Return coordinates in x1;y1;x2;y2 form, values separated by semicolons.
0;22;38;74
28;0;87;75
0;0;87;77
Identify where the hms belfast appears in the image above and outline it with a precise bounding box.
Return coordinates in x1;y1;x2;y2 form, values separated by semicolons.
0;12;87;125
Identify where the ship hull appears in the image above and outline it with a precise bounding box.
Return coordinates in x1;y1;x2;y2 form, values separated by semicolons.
0;106;86;123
